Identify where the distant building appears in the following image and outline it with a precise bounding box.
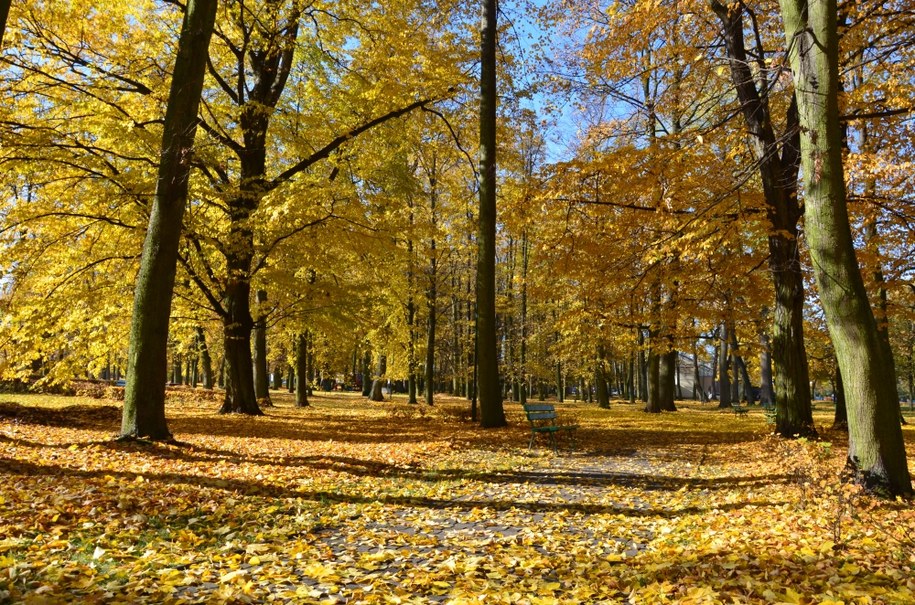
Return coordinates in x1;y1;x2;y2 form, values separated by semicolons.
674;351;715;399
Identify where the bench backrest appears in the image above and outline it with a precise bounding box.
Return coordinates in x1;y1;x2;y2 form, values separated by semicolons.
523;403;557;425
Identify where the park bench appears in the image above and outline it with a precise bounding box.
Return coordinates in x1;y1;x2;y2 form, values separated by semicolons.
523;403;579;453
763;404;777;425
731;403;749;417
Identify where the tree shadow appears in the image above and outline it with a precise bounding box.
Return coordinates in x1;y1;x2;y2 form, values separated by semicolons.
0;455;789;520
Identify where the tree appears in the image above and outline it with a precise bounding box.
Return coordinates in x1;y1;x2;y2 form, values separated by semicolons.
778;0;911;496
120;0;218;439
708;0;815;438
476;0;505;428
0;0;11;47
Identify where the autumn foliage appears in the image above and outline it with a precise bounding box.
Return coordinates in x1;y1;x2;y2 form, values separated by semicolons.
2;392;914;604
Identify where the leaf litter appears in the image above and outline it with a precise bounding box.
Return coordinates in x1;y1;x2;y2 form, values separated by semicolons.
0;393;913;604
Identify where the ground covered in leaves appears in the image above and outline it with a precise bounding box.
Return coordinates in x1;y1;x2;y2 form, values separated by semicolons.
1;392;914;604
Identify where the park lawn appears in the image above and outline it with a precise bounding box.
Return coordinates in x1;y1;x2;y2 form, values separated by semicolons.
0;392;913;604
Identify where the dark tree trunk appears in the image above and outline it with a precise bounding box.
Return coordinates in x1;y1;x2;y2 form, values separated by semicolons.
758;328;774;406
833;363;847;431
710;0;814;437
0;0;10;48
121;0;218;439
425;170;438;406
253;289;272;406
476;0;505;428
659;350;677;411
595;348;609;409
295;332;309;407
718;323;731;408
219;261;261;414
637;329;647;402
361;350;372;397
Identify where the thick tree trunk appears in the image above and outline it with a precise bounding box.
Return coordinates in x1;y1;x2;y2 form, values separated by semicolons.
659;350;677;411
219;256;262;415
253;289;272;406
595;348;609;409
121;0;218;440
295;332;309;407
0;0;10;48
476;0;506;428
779;0;911;496
369;354;386;402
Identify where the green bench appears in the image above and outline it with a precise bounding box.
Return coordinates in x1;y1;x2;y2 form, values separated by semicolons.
763;405;777;425
523;403;579;452
731;403;749;417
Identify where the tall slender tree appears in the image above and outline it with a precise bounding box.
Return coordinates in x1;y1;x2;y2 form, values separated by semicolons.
120;0;218;439
476;0;505;427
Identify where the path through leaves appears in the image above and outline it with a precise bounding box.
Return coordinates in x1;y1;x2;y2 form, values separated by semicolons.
1;393;914;604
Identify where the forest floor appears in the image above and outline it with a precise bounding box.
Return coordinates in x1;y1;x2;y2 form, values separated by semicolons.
1;391;914;604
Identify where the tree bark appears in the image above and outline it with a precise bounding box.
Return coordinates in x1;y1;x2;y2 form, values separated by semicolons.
709;0;814;437
476;0;505;428
0;0;11;48
253;289;272;406
121;0;218;440
659;350;677;411
833;362;847;430
369;354;386;402
758;327;774;406
718;323;731;408
595;347;609;409
295;331;308;407
779;0;911;495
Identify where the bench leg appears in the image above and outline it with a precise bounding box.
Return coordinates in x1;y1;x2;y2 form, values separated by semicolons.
528;432;536;450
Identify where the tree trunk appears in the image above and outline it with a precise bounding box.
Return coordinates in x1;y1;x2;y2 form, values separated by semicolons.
718;323;731;408
253;289;272;406
476;0;506;428
659;350;677;411
758;328;774;406
219;266;261;414
425;171;438;406
833;362;847;430
595;348;609;409
637;329;647;402
120;0;218;440
519;232;529;405
369;354;386;402
361;350;372;397
645;346;661;414
779;0;911;496
0;0;10;48
710;0;814;437
295;332;308;407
